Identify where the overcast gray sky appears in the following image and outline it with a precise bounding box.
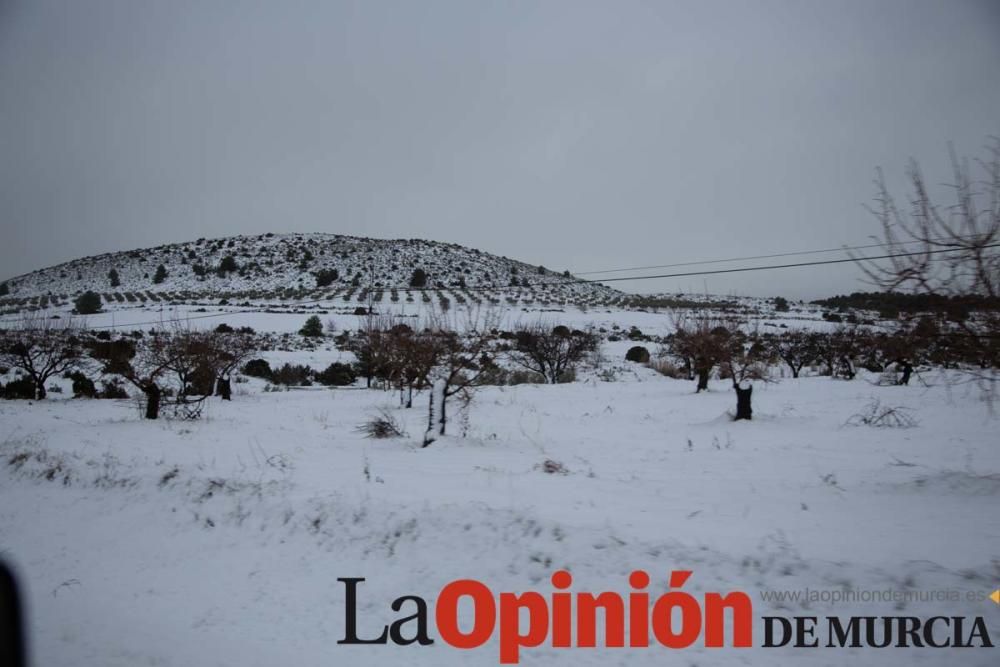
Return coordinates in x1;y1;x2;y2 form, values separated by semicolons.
1;0;998;299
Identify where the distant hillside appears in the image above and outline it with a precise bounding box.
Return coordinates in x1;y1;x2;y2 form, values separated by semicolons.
0;233;623;308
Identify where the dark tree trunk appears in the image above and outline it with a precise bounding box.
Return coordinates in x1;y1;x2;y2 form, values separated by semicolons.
217;377;232;400
696;368;709;392
899;361;913;386
35;381;46;400
734;384;752;421
143;384;161;420
438;391;447;435
422;385;437;447
406;384;413;409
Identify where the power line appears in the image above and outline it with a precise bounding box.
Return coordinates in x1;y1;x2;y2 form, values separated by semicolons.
575;239;905;275
575;235;988;275
581;243;1000;284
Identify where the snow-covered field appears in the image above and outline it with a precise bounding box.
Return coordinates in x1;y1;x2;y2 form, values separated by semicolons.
1;305;998;666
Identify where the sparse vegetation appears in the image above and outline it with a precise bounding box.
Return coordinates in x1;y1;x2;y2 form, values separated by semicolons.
357;409;406;438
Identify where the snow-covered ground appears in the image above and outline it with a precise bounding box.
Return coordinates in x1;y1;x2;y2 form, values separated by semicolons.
2;329;998;666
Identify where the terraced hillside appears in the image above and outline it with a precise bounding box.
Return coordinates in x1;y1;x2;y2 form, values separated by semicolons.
0;233;624;312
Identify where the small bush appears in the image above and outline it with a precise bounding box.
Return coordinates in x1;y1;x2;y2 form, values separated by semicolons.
69;372;97;398
357;409;406;439
314;268;339;287
847;399;917;428
316;362;356;386
508;370;546;385
648;358;687;379
217;255;239;276
537;459;569;475
556;368;576;383
409;268;427;288
625;345;650;363
242;358;273;379
1;377;35;400
299;315;324;337
271;363;314;386
74;291;102;314
99;379;129;399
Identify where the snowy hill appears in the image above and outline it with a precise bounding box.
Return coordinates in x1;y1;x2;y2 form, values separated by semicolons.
0;233;622;305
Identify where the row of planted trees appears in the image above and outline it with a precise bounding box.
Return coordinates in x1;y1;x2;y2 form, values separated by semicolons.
0;317;255;419
663;313;998;390
0;308;600;444
4;305;993;438
344;311;599;445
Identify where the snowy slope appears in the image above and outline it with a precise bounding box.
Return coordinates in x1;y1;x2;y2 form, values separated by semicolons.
0;233;621;304
1;369;998;666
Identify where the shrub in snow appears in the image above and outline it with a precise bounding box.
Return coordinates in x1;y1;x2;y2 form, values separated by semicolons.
299;315;324;337
409;268;428;288
316;362;356;386
241;358;272;379
216;255;238;276
99;379;129;399
314;268;339;287
625;345;650;363
1;377;35;400
847;398;918;428
357;409;406;439
73;291;102;314
69;371;97;398
537;459;569;475
270;363;313;386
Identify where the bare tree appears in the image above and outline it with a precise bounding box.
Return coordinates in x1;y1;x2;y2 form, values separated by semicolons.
767;330;815;379
348;313;400;389
100;334;173;419
852;139;1000;385
718;326;772;421
422;307;500;446
667;313;735;392
0;316;80;399
98;325;255;419
210;330;256;400
719;329;770;386
390;326;440;408
507;322;597;384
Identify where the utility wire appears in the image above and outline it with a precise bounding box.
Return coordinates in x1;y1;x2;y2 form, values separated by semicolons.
574;237;943;275
580;243;1000;283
